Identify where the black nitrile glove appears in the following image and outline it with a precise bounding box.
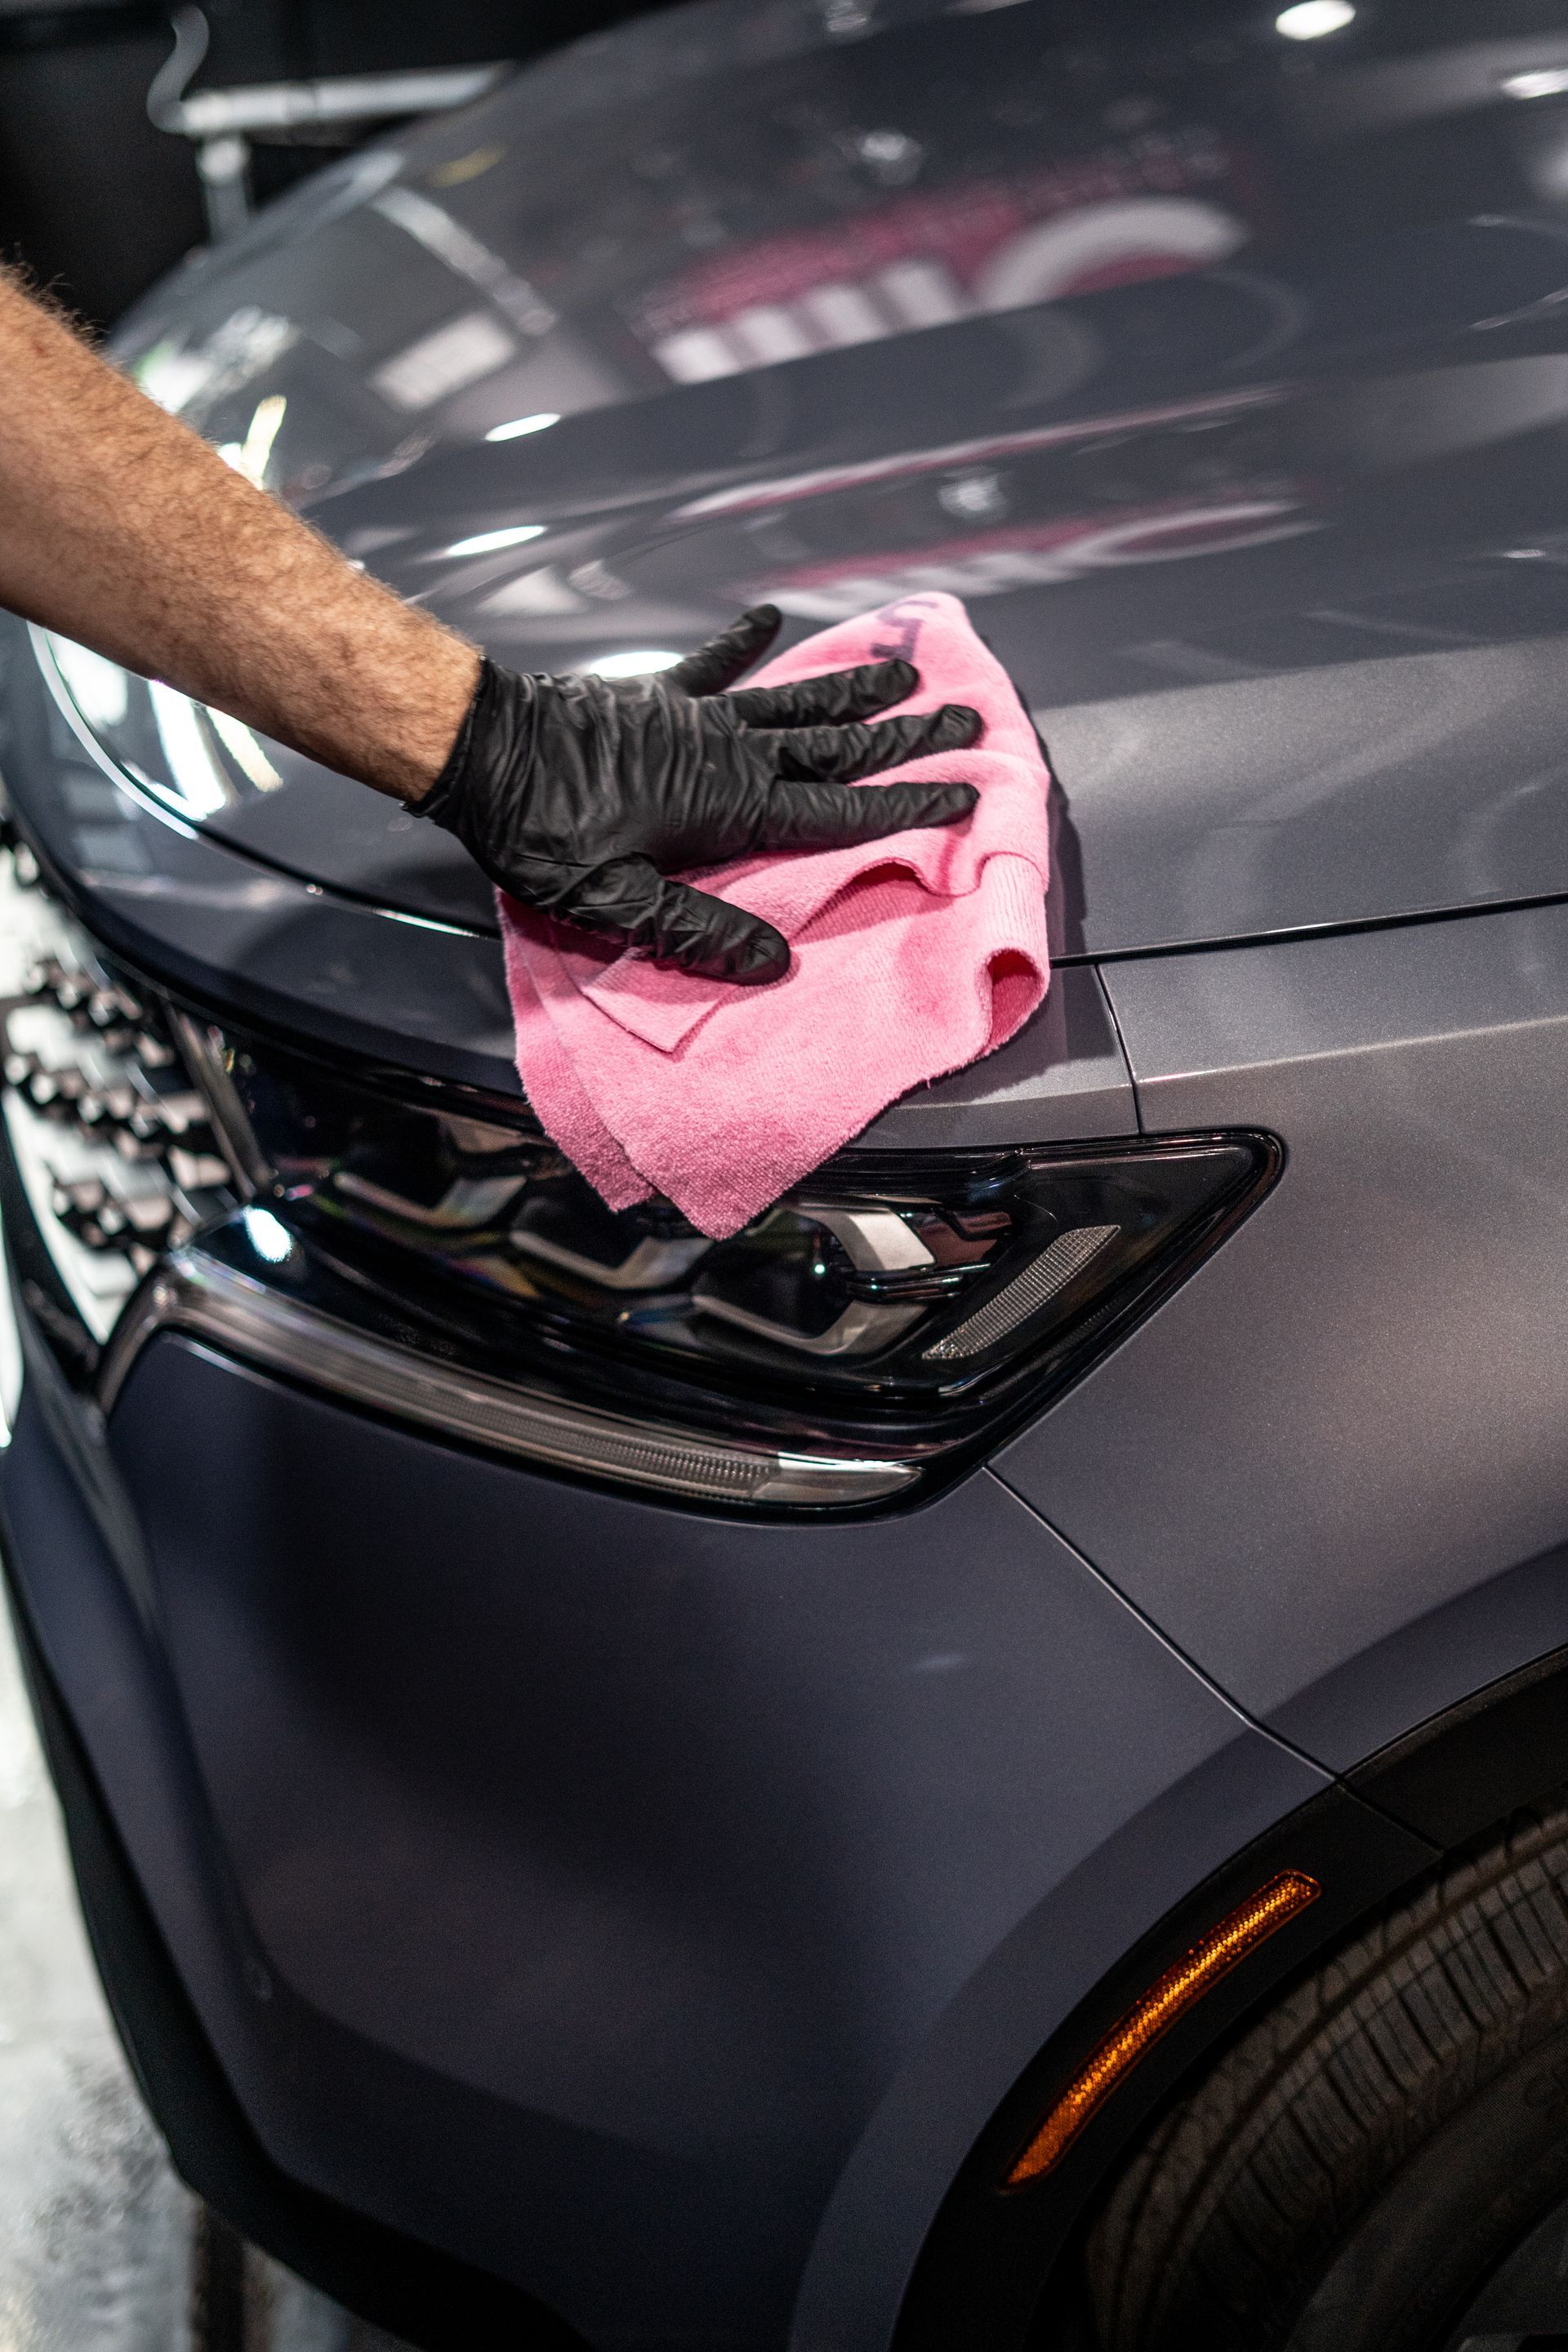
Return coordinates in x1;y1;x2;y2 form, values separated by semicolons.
413;604;981;983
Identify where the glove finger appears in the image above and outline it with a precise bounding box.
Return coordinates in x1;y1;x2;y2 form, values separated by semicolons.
755;777;978;852
665;604;782;697
557;858;790;984
763;702;981;782
724;657;915;728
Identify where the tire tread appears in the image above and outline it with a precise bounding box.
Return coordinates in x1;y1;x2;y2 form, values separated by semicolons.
1086;1802;1568;2350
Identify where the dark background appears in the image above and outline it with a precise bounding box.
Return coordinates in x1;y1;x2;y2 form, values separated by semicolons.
0;0;658;326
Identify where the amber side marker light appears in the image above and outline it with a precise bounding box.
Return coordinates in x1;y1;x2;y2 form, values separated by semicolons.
1003;1869;1321;2189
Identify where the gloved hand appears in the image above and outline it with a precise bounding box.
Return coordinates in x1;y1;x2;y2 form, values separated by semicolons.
412;604;980;983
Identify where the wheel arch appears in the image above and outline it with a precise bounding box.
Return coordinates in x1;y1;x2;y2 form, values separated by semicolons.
881;1640;1568;2352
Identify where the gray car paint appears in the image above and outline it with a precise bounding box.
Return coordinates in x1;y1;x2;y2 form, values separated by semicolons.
859;960;1135;1151
1;621;1137;1129
2;1335;1329;2352
24;0;1568;982
7;4;1568;2347
998;898;1568;1770
81;0;1568;958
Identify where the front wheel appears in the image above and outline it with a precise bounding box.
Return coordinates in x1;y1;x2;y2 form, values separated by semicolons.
1085;1799;1568;2351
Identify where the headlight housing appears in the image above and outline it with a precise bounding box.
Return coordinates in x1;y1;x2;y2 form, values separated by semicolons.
149;1037;1272;1512
0;839;1278;1515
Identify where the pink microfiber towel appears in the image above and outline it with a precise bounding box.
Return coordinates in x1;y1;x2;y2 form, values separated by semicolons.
498;591;1052;1238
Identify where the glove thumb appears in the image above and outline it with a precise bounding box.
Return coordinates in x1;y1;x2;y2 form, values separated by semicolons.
557;858;791;984
665;604;782;697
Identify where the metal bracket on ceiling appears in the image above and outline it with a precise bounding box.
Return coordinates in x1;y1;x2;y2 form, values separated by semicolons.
148;7;510;243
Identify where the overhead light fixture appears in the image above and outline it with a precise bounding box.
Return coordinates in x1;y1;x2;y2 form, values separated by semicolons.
440;523;546;558
1276;0;1353;37
1503;67;1568;99
485;411;560;441
581;649;684;678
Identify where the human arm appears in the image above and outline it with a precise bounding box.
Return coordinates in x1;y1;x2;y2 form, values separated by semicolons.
0;267;479;800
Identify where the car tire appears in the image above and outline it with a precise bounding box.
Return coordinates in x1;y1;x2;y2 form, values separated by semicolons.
1084;1799;1568;2352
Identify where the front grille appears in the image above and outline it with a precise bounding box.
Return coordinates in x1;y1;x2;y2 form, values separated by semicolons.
0;831;238;1348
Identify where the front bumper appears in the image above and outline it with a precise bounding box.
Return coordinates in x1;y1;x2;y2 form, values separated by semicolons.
0;733;1325;2350
0;1269;1327;2351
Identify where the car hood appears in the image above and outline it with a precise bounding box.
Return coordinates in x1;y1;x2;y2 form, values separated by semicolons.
89;1;1568;957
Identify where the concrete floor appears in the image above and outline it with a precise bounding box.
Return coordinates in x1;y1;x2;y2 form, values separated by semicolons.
0;1535;412;2351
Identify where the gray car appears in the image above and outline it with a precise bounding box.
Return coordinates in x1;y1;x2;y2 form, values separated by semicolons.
6;2;1568;2347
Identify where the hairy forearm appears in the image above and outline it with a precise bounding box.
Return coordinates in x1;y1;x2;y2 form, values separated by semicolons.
0;270;478;800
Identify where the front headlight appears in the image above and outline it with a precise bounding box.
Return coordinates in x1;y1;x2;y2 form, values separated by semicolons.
0;838;1277;1516
137;1034;1273;1511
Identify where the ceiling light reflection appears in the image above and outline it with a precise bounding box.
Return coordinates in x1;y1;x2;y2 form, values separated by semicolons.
207;706;283;789
238;393;287;487
243;1207;295;1264
50;637;128;730
485;412;561;441
581;649;684;679
441;523;546;557
1503;68;1568;100
1276;0;1353;36
149;682;232;816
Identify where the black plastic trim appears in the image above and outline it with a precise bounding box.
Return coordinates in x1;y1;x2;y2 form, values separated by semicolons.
0;1542;588;2352
1348;1629;1568;1850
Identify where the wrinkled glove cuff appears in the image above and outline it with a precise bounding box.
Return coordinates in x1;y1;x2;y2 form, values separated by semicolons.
411;656;498;826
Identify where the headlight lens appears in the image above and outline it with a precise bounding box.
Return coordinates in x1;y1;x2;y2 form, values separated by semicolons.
0;839;1277;1514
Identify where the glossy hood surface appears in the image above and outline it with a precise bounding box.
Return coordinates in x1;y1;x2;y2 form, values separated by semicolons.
78;0;1568;955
